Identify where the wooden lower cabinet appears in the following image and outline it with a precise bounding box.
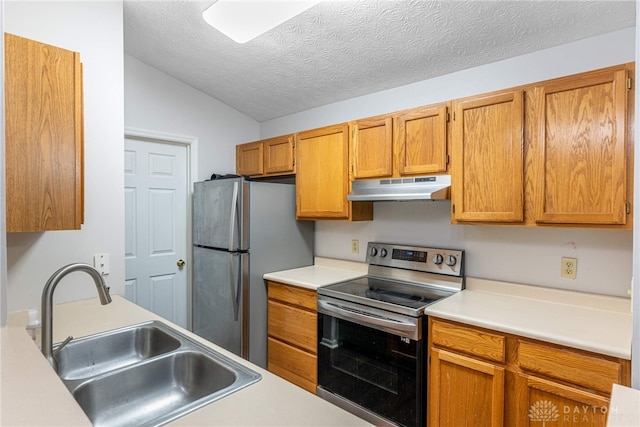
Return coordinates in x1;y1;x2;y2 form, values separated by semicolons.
430;348;504;427
266;281;317;394
514;374;610;427
428;318;630;427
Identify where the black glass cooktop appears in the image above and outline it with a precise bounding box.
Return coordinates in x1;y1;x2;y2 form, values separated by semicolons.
319;276;454;316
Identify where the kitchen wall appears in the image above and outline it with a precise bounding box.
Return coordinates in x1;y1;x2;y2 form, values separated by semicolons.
5;1;125;311
124;55;260;182
261;28;636;298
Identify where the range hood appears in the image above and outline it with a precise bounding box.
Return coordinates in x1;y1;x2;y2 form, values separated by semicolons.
347;175;451;202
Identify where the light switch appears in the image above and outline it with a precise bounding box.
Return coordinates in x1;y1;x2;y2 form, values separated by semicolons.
94;253;110;275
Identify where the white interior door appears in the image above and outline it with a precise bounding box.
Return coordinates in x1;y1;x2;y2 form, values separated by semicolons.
124;138;188;328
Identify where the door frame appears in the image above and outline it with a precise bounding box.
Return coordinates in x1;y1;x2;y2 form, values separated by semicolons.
124;127;198;329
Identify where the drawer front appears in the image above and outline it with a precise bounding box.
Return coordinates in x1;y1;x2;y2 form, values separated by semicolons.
431;319;505;363
267;281;317;311
268;300;317;353
518;340;622;394
268;337;317;394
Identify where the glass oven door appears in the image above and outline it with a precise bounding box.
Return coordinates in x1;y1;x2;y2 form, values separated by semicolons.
317;297;424;427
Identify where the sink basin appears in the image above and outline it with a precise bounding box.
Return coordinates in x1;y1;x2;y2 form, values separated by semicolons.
55;321;261;427
56;322;181;380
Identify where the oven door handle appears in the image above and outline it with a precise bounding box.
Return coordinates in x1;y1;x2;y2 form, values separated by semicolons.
318;299;420;341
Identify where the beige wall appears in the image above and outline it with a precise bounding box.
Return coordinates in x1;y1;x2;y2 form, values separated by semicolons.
5;1;125;311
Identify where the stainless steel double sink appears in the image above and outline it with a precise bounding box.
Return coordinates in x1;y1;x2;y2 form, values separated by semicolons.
54;321;261;426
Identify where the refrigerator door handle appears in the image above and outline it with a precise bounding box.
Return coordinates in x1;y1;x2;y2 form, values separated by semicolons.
228;181;239;251
229;254;241;321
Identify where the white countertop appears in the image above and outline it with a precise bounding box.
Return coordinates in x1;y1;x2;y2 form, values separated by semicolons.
608;384;640;426
1;296;371;426
263;256;368;289
425;277;632;359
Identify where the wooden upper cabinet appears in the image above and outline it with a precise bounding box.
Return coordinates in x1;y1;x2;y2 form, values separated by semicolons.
5;33;84;232
395;104;448;176
350;115;393;179
264;135;295;175
349;104;449;180
451;90;524;222
530;68;629;225
296;124;372;221
236;135;295;177
236;141;264;176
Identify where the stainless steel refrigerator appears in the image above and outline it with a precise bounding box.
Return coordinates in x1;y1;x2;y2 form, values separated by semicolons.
192;177;314;368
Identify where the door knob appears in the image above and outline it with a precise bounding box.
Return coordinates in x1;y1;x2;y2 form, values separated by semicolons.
177;259;186;269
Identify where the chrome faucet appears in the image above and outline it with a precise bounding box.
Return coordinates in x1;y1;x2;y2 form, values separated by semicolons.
41;263;112;371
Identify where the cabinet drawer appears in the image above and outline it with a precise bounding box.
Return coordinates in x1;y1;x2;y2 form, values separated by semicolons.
268;300;317;353
267;281;317;311
268;337;317;394
518;340;623;394
431;319;505;363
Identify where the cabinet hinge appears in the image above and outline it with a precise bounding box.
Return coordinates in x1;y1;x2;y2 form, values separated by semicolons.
292;159;295;167
627;77;633;90
292;140;295;149
626;201;631;215
446;155;450;165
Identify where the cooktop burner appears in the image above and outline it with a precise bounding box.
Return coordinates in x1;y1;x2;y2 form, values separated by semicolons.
364;288;437;305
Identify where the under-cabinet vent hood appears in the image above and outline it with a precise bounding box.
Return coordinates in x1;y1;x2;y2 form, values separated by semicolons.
347;175;451;202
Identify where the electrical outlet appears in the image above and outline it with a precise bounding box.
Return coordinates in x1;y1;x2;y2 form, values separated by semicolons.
351;239;359;254
93;253;110;275
561;257;577;279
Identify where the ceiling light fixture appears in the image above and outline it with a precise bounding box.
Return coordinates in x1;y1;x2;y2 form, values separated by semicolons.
202;0;322;44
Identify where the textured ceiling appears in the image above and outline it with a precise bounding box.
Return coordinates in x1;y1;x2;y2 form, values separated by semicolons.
124;0;636;122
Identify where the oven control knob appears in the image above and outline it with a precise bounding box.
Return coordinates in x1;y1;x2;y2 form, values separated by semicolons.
432;254;444;265
380;248;388;258
445;255;457;267
369;247;378;257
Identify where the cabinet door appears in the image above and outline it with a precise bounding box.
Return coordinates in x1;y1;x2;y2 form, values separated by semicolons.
264;135;295;175
296;124;349;219
514;374;609;427
430;348;505;427
531;69;628;225
396;104;448;176
236;141;264;176
296;124;372;220
5;33;84;232
451;90;524;222
350;116;393;179
268;337;317;394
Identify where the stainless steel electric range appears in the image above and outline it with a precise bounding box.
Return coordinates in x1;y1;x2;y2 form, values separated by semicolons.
316;242;465;427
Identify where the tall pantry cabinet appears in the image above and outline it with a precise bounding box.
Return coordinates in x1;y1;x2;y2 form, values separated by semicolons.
5;33;84;232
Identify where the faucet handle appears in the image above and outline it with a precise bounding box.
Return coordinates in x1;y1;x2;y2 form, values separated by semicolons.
52;335;73;358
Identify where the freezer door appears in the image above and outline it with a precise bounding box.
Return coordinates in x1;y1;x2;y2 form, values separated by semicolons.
193;178;247;251
192;246;247;357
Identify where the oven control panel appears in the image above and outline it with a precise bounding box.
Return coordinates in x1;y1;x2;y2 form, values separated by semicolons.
366;242;464;276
